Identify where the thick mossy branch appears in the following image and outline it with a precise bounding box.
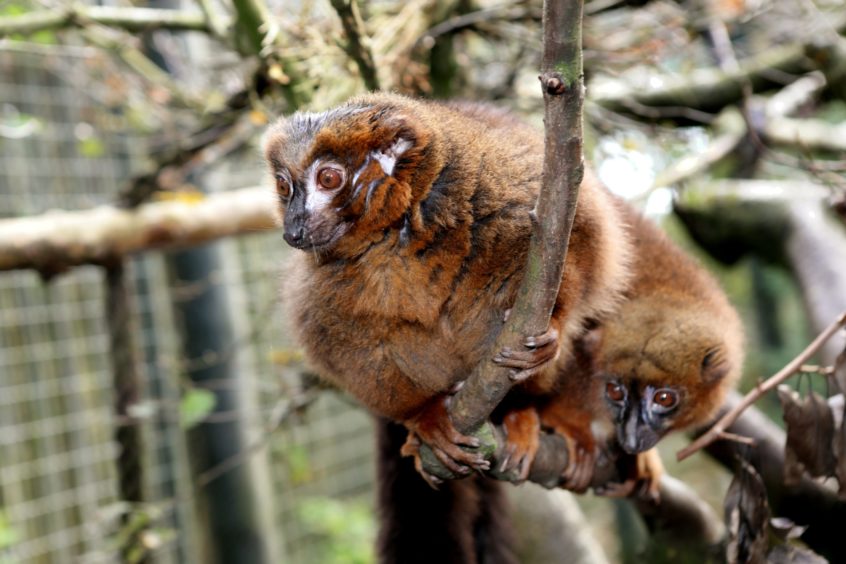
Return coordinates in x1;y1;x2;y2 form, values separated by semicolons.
0;6;211;37
230;0;310;109
0;187;278;276
329;0;380;91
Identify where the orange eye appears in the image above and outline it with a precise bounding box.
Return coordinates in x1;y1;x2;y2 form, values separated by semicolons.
653;389;678;409
276;176;291;198
317;167;343;190
606;382;625;402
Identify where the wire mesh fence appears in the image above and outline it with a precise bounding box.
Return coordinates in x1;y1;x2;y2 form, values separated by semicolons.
1;43;377;564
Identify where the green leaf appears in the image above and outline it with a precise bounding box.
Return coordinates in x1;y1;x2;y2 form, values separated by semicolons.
0;510;17;549
77;137;106;158
285;444;312;484
179;389;216;429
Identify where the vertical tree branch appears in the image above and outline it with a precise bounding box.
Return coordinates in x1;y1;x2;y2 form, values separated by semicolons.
449;0;585;434
329;0;380;91
106;262;145;506
195;0;230;42
230;0;309;109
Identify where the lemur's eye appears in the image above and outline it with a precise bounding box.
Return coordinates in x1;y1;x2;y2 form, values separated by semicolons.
606;382;625;403
317;167;343;190
276;176;291;198
652;389;679;410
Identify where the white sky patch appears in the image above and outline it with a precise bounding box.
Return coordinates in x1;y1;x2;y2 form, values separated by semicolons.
372;138;412;176
595;135;656;200
644;187;674;217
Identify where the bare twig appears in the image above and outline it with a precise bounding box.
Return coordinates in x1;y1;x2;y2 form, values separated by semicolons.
414;5;541;48
678;311;846;460
329;0;380;91
701;392;846;561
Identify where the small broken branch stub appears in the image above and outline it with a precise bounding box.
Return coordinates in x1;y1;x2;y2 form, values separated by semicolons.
540;72;567;95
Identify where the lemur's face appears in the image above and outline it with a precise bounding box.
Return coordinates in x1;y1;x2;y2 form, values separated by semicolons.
263;103;421;256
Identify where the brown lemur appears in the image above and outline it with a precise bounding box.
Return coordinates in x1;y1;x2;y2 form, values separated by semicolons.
501;201;745;496
263;92;632;482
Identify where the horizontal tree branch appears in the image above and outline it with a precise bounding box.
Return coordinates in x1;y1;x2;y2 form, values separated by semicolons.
590;16;845;118
508;483;611;564
590;43;812;115
763;116;846;153
0;187;278;275
414;5;541;47
0;6;212;37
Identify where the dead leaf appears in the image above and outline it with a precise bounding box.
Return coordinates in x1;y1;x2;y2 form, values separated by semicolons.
725;458;769;564
767;543;829;563
778;386;837;486
769;517;807;541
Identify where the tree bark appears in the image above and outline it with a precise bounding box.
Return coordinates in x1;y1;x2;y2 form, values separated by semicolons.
0;187;278;276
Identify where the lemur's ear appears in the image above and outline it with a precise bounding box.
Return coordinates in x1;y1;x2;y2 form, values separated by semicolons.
700;347;729;383
372;136;414;177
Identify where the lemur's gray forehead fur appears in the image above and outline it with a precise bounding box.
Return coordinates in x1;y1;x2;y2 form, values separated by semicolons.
264;105;372;171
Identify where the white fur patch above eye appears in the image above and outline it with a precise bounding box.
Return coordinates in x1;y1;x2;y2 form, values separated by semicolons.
372;138;412;176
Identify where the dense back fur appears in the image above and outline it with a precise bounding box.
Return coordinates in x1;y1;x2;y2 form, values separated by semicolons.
266;93;632;421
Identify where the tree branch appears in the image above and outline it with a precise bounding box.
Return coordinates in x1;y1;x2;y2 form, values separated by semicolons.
0;6;212;37
414;5;541;47
0;187;278;276
448;0;586;434
195;0;230;42
329;0;380;91
590;11;846;121
230;0;310;108
763;116;846;153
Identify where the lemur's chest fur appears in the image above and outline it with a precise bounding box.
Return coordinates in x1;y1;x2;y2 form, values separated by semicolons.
289;193;532;392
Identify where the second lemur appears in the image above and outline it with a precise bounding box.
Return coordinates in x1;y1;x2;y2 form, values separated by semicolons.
503;202;745;495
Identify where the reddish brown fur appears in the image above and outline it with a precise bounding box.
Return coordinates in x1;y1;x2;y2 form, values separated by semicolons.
522;202;744;491
597;205;744;428
266;93;631;427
